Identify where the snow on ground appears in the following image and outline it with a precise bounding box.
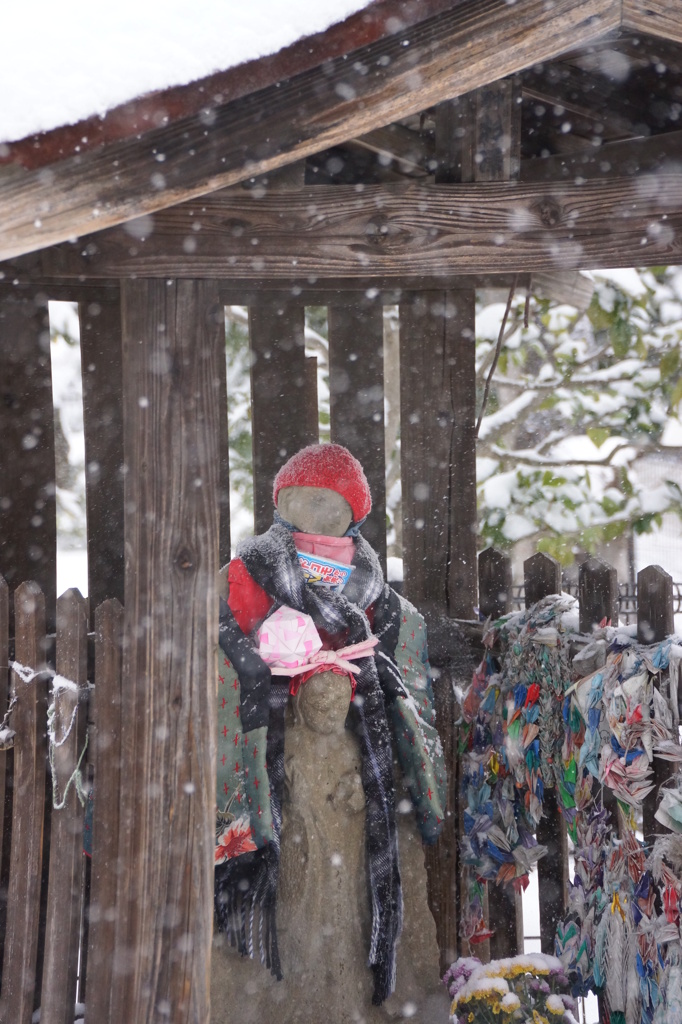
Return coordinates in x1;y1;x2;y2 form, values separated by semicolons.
1;0;371;144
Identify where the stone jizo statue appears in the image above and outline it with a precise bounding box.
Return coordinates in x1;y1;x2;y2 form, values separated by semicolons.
211;444;450;1023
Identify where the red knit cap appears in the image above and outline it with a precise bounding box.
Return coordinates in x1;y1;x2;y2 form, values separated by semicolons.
273;443;371;522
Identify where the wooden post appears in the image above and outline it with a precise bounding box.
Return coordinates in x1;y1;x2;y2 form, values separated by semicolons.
110;280;221;1023
0;296;56;630
85;598;124;1023
579;556;618;632
639;566;676;842
524;552;561;607
637;564;674;644
41;589;88;1024
0;574;8;971
399;291;477;618
249;299;317;535
328;299;387;569
79;295;125;617
1;582;48;1024
478;547;512;619
523;553;569;955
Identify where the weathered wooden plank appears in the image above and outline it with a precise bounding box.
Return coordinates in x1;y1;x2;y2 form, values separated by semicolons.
2;274;530;303
579;556;619;633
14;169;682;279
399;291;477;619
1;582;48;1024
41;589;88;1024
110;280;220;1022
328;300;387;568
623;0;682;42
84;598;124;1024
523;554;569;957
473;79;522;183
637;564;674;644
427;668;460;974
249;299;317;534
0;296;56;631
478;547;513;620
524;552;562;607
639;565;676;843
216;307;231;566
0;574;8;963
0;0;620;262
536;790;569;955
521;129;682;183
304;355;319;450
79;295;125;617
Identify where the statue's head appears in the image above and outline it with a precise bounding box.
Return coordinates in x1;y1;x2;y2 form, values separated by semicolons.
273;443;371;537
293;670;353;734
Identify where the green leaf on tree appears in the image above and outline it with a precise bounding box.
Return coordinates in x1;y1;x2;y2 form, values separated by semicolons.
587;427;610;449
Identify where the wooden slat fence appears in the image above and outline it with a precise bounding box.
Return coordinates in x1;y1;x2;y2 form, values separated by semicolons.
0;577;123;1024
0;550;678;1017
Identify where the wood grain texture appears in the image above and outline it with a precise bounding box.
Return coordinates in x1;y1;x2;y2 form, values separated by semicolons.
79;296;125;619
111;280;221;1023
523;556;569;958
521;128;682;183
524;552;562;607
536;790;569;955
15;170;682;280
328;300;387;569
0;0;621;261
478;548;513;620
40;589;88;1024
0;575;8;964
1;582;47;1024
0;296;56;631
623;0;682;41
249;299;317;535
84;598;124;1024
399;290;477;618
637;564;674;643
578;556;618;633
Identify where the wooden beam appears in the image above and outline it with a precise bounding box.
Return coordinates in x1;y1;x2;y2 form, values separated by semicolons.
1;275;530;304
352;124;434;177
0;0;621;262
111;279;220;1022
522;65;649;137
623;0;682;43
328;300;387;569
521;128;682;182
9;170;682;280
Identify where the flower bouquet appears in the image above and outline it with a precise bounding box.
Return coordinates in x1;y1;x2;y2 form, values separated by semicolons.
444;954;578;1024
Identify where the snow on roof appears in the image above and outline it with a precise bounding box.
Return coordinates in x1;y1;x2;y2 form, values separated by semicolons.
1;0;371;145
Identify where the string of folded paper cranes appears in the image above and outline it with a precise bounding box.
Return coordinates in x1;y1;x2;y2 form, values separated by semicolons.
458;596;682;1024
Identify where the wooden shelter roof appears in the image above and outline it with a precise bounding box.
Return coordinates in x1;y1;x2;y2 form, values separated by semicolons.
2;0;682;270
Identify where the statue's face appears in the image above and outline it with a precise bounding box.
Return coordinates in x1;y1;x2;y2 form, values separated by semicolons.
295;671;353;734
277;486;353;537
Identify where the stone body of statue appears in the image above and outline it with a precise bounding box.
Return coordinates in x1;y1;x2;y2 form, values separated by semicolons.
210;444;451;1024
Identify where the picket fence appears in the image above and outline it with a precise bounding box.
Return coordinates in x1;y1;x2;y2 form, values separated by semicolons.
0;551;678;1020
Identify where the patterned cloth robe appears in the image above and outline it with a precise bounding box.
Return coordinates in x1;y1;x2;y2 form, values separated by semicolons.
214;523;446;1005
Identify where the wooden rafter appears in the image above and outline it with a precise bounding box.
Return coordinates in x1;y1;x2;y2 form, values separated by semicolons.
0;0;621;262
622;0;682;43
6;170;681;280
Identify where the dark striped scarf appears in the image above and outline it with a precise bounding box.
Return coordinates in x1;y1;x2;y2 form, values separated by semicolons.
215;523;403;1005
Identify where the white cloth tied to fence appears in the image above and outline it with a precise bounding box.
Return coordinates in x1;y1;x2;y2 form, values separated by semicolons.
7;660;89;809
